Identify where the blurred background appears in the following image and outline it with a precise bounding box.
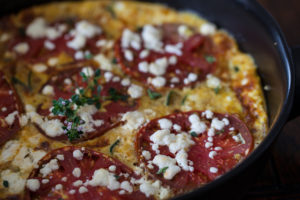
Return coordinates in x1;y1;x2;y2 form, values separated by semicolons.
243;1;300;200
258;0;300;45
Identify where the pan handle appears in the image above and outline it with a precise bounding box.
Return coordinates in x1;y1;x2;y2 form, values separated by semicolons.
289;46;300;119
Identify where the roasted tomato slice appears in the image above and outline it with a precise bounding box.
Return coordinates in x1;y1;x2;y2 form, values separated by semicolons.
115;24;216;89
8;17;105;63
36;66;141;142
136;111;253;193
0;71;23;145
24;146;152;200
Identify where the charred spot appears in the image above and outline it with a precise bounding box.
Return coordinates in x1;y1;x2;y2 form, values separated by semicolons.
40;141;50;151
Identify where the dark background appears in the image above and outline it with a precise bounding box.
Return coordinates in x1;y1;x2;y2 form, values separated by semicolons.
243;1;300;199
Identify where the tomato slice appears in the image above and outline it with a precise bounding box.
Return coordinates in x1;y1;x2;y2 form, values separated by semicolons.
115;24;216;89
24;146;151;200
0;71;23;146
36;66;139;142
136;111;253;193
8;18;105;64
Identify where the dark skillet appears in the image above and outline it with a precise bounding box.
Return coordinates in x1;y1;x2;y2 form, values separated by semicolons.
1;0;298;199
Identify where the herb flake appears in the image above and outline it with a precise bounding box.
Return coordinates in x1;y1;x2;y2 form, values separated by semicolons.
165;91;175;106
157;167;168;175
190;131;198;137
205;55;216;63
181;95;188;105
214;87;220;94
110;139;120;154
234;66;240;72
147;89;162;100
3;180;9;188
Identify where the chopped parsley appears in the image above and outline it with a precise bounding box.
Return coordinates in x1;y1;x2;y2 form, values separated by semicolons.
106;3;116;18
190;131;198;137
3;180;9;188
112;57;118;64
147;89;162;100
216;129;225;135
114;175;120;180
157;167;168;175
85;52;93;60
234;66;240;72
214;87;220;94
165;91;175;106
181;95;188;105
106;88;128;102
51;69;102;141
205;55;216;63
110;139;120;154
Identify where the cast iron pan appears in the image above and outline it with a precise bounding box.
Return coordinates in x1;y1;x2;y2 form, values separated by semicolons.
1;0;298;199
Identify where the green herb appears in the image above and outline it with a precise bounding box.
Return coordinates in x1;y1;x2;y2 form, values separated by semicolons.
110;139;120;154
106;88;128;102
181;95;188;105
233;66;240;72
114;175;120;180
3;180;9;188
214;87;220;94
112;57;118;64
136;26;143;32
216;129;225;135
157;167;168;175
85;53;93;60
165;91;175;106
190;131;198;137
106;4;116;18
51;69;102;141
205;55;216;63
147;89;162;100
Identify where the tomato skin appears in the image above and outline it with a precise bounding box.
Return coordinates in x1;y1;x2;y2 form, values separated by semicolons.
115;24;216;89
0;71;23;146
24;146;152;200
136;111;253;193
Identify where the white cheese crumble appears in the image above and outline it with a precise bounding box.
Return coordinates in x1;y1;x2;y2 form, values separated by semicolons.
88;169;120;190
121;111;146;131
79;186;88;194
55;184;63;190
56;154;64;161
73;150;83;160
14;42;29;54
121;78;131;86
124;49;134;61
81;67;94;77
139;49;150;59
32;63;47;73
121;29;141;50
138;61;149;73
5;111;19;125
142;25;163;52
206;74;221;89
142;150;151;160
188;114;207;134
165;43;183;56
152;155;181;180
26;179;40;192
127;84;143;99
211;118;225;130
72;168;81;178
200;23;216;36
40;159;59;177
93;54;112;71
108;165;116;172
151;76;166;88
209;167;218;173
75;20;102;38
158;118;173;130
149;57;168;76
42;85;54;96
44;40;55;50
